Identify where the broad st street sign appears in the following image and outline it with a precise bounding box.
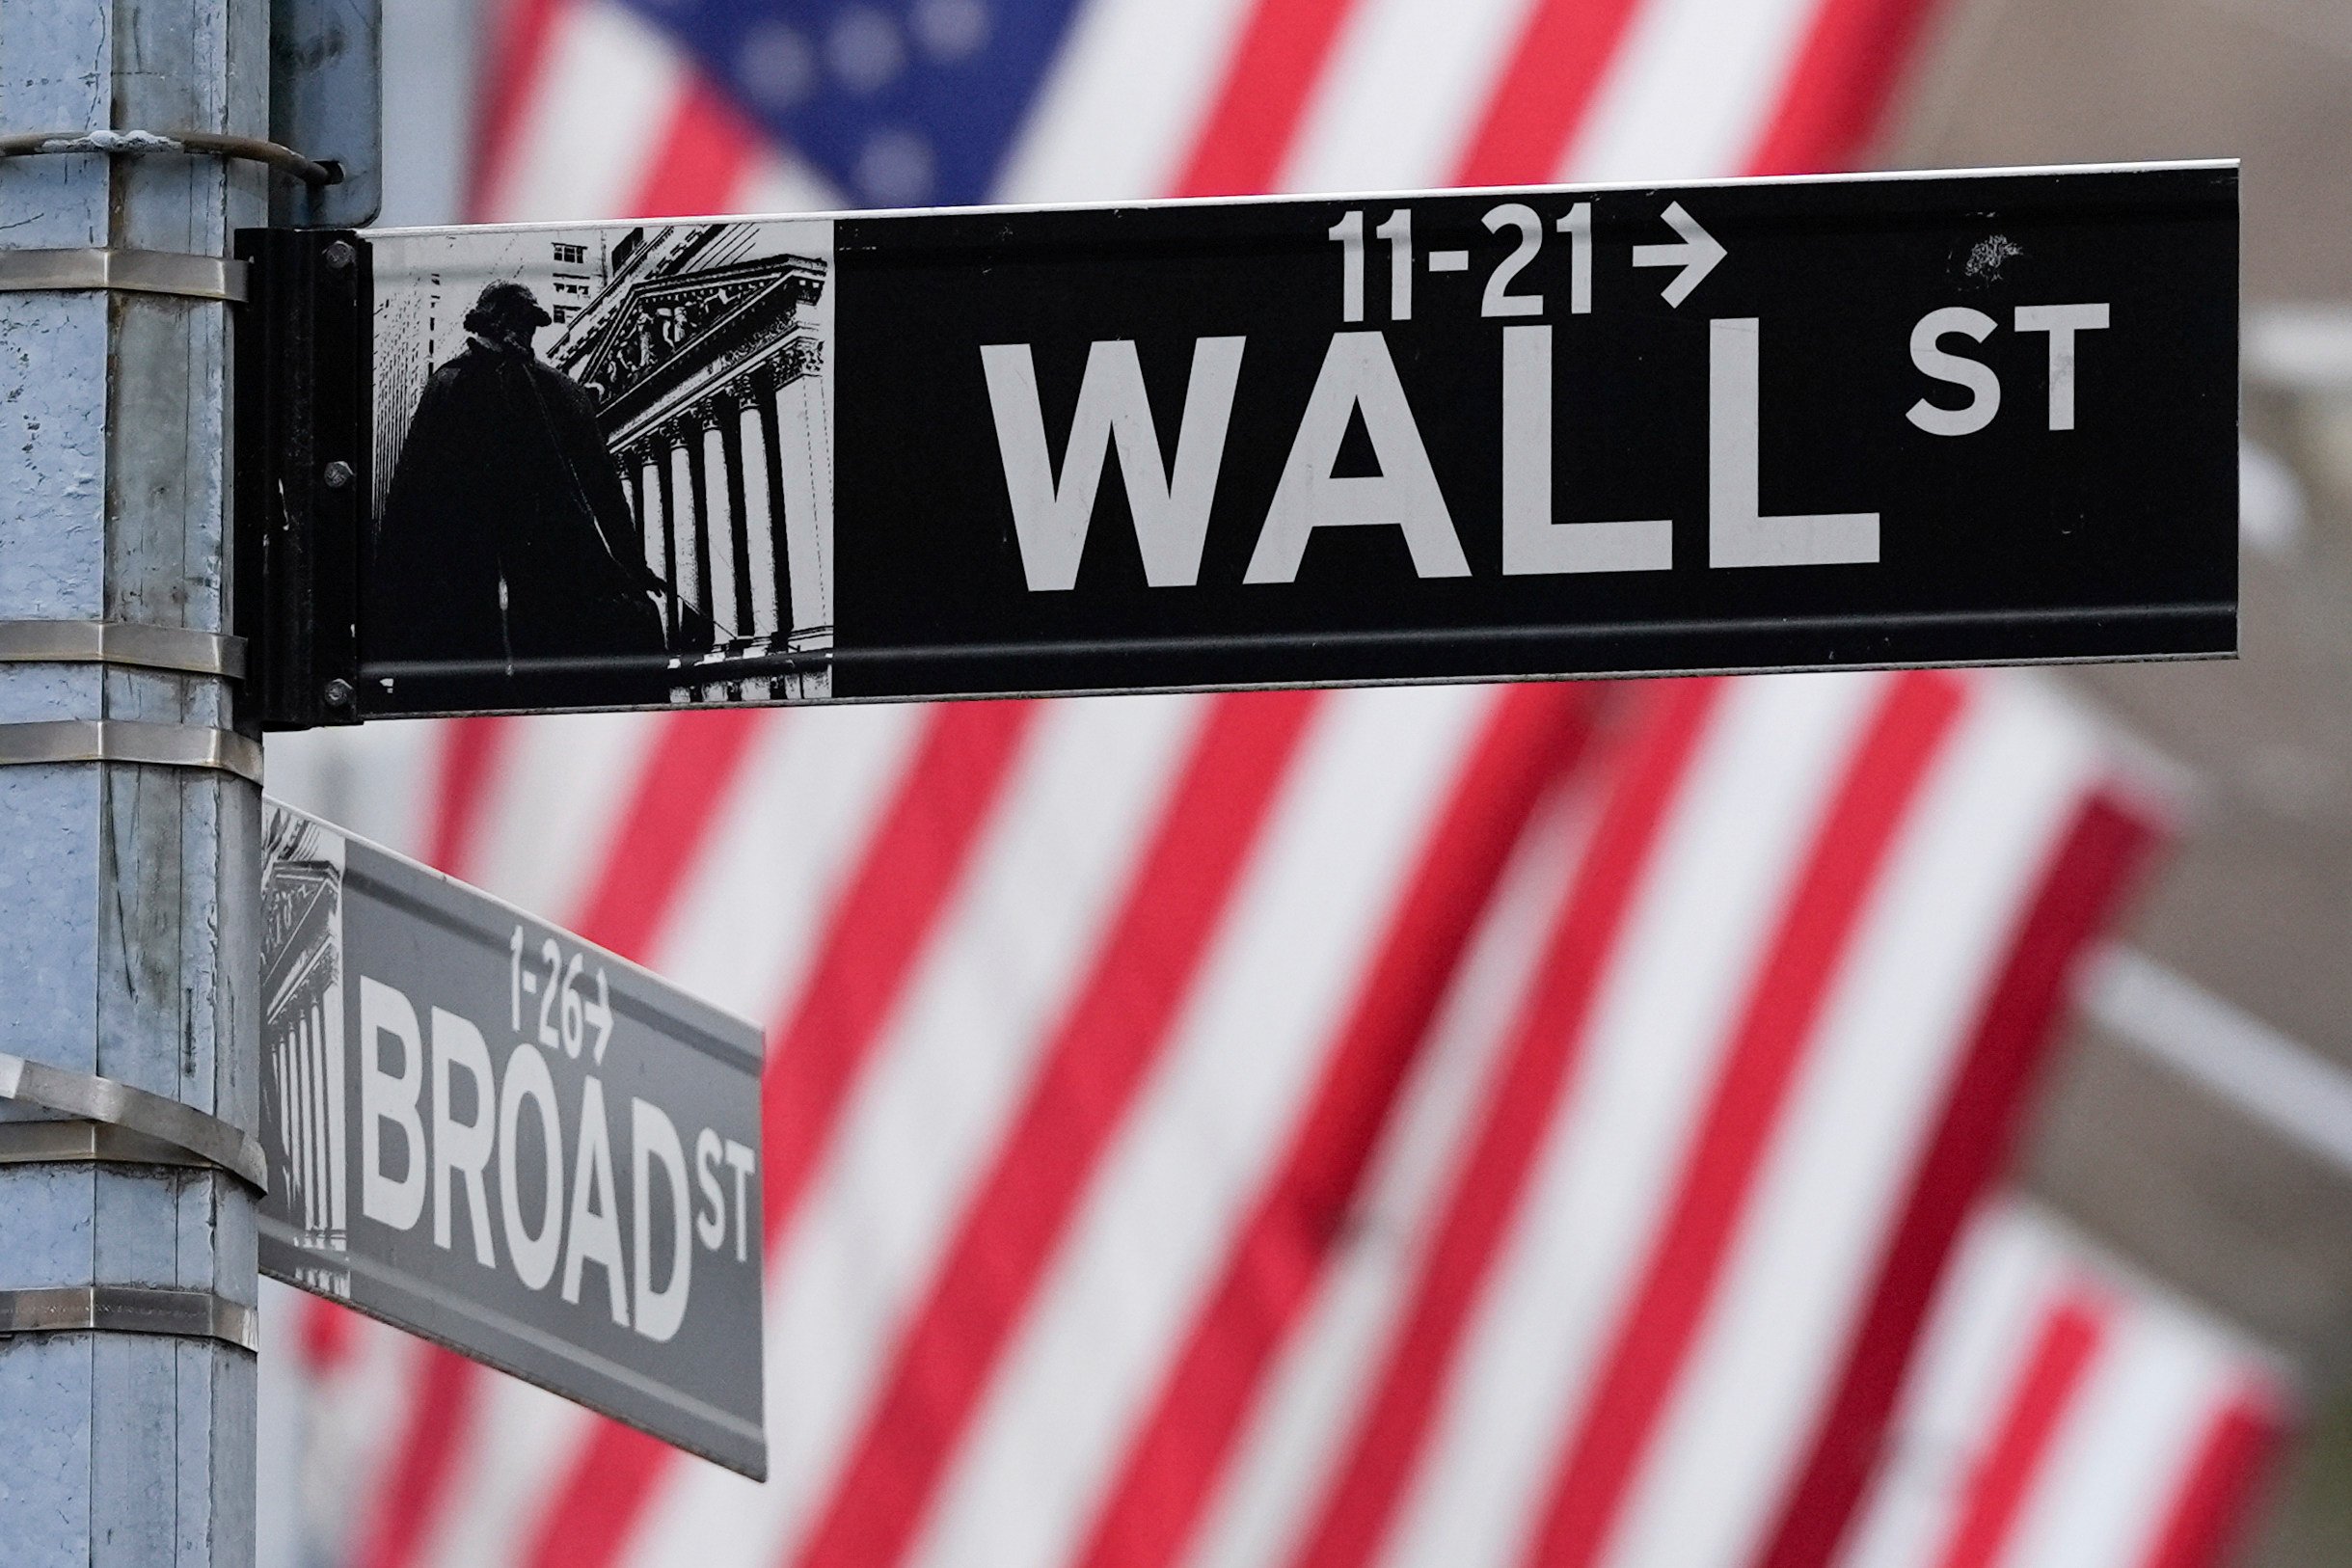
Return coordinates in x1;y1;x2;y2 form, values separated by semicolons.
257;800;768;1477
241;160;2237;725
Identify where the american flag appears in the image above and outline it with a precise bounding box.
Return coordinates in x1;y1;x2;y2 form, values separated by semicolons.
1832;1202;2288;1568
274;2;2287;1566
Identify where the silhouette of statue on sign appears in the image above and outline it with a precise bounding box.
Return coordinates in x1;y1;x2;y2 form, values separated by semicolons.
370;281;669;702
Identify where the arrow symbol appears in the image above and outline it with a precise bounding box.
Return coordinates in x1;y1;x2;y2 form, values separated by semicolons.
1632;202;1725;308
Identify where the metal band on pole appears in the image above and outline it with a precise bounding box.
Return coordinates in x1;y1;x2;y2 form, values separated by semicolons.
0;719;262;785
0;1286;259;1353
0;1119;225;1174
0;620;248;677
0;249;249;305
0;128;337;186
0;1052;266;1189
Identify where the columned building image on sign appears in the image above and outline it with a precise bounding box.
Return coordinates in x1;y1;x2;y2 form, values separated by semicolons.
257;807;349;1300
553;222;834;702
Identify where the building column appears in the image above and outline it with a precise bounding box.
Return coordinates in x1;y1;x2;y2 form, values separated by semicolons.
754;371;793;638
630;448;659;584
300;1010;323;1232
716;392;758;638
770;354;833;635
699;411;738;644
650;434;680;640
669;430;701;622
736;382;781;639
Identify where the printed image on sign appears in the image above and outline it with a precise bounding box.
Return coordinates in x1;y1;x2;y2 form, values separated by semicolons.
363;217;834;715
257;800;768;1478
343;161;2235;718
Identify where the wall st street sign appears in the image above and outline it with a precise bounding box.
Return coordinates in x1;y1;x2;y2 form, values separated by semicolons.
258;800;768;1477
244;160;2236;725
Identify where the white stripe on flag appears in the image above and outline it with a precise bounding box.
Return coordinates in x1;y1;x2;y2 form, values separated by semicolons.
1188;769;1603;1568
908;687;1497;1568
264;723;442;861
732;151;845;223
992;0;1263;202
656;707;925;1027
1603;682;2095;1568
1833;1216;2062;1568
487;0;689;221
625;695;1211;1568
460;710;663;917
1380;673;1886;1568
1561;0;1825;179
1280;0;1544;192
303;1320;435;1566
1836;1205;2286;1568
417;1381;593;1568
2002;1305;2215;1568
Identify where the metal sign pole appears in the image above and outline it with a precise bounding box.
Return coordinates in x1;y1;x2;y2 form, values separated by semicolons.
0;0;271;1560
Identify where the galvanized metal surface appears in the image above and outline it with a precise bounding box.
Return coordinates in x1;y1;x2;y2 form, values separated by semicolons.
0;0;264;1559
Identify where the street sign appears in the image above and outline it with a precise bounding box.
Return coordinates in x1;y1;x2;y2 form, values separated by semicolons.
249;160;2236;725
257;799;768;1478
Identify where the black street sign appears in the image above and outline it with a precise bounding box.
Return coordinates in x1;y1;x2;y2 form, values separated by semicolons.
258;800;768;1478
250;160;2235;724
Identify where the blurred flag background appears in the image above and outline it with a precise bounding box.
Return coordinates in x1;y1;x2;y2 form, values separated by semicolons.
261;0;2352;1564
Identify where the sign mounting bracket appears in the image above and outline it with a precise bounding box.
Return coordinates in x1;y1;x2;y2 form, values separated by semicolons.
237;227;370;731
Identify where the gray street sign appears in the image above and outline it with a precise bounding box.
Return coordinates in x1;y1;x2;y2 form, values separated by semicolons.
257;799;767;1478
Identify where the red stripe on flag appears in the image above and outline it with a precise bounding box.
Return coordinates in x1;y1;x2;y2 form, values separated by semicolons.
472;0;572;219
757;700;1039;1241
791;690;1323;1568
524;700;1040;1568
1744;0;1952;176
1176;0;1362;196
2139;1388;2286;1568
1075;685;1600;1568
356;1346;482;1568
1525;669;1965;1568
298;1296;361;1372
573;710;769;957
1288;679;1724;1568
426;717;513;877
1451;0;1650;185
1753;787;2163;1568
1932;1292;2108;1568
627;81;764;220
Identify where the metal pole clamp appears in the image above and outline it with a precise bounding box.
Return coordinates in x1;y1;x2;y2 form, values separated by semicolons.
0;719;262;785
0;249;249;305
0;1286;258;1353
0;1051;267;1190
0;619;247;677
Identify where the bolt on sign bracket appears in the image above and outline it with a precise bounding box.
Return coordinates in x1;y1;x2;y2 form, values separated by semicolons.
236;228;369;731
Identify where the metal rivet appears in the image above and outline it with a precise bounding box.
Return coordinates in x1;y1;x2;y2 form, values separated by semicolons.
322;240;354;271
322;678;353;708
321;460;353;490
